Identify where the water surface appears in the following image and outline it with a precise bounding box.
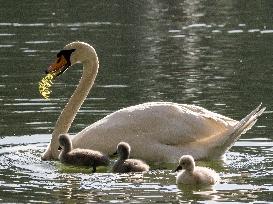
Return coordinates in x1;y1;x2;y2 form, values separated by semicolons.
0;0;273;203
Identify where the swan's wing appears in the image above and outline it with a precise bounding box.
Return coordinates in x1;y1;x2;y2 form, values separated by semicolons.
72;102;265;162
75;102;236;146
180;104;236;124
128;102;237;144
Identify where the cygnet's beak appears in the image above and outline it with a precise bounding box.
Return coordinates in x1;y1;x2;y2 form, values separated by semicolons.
58;146;62;151
112;151;118;156
173;165;182;172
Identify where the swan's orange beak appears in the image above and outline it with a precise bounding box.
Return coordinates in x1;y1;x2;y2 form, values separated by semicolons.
46;55;70;76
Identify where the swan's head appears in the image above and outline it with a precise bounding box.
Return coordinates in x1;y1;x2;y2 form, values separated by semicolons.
46;41;97;76
174;155;195;172
115;142;131;160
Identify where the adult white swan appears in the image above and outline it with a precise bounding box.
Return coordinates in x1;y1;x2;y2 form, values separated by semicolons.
41;41;265;162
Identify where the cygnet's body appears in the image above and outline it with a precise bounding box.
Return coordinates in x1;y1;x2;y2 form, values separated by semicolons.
58;134;109;172
174;155;219;185
113;142;149;173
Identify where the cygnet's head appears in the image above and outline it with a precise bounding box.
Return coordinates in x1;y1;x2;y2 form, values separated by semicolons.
116;142;131;160
175;155;195;172
58;134;72;152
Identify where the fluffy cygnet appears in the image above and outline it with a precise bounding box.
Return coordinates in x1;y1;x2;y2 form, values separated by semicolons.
112;142;150;173
174;155;219;185
58;134;109;172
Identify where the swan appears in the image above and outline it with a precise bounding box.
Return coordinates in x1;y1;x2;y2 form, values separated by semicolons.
112;142;149;173
58;134;109;172
41;41;266;162
174;155;219;185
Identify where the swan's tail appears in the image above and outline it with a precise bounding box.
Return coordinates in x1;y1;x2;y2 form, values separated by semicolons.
208;103;266;157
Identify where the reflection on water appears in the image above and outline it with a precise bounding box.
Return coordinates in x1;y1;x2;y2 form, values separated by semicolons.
0;135;272;203
0;0;273;203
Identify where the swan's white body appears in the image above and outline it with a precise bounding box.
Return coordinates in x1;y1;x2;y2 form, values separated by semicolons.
41;41;265;162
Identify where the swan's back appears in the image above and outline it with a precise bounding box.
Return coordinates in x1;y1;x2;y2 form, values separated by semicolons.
73;102;235;150
85;102;236;142
71;102;265;162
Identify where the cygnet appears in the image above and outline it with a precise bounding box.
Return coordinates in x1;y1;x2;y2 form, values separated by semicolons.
174;155;219;185
58;134;109;172
112;142;149;173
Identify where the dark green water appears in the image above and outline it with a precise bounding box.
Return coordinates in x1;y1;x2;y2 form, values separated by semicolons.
0;1;272;203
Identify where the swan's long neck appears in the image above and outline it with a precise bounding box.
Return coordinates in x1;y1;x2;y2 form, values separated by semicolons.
47;51;99;160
